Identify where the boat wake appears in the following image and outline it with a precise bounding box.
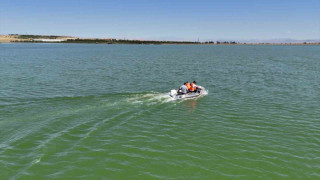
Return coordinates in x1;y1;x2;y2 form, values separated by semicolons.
126;92;175;105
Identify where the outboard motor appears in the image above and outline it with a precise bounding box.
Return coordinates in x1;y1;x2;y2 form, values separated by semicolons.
170;90;177;97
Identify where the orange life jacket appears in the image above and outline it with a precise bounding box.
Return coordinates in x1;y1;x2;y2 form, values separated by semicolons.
186;82;191;90
190;83;196;91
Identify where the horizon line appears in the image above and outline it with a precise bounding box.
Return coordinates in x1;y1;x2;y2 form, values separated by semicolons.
1;34;320;43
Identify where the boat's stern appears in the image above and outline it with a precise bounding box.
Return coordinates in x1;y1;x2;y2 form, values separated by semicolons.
170;90;177;97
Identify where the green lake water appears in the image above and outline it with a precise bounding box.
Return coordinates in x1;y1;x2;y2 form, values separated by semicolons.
0;43;319;179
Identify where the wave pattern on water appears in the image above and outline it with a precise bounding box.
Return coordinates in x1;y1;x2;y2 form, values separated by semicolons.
1;44;319;179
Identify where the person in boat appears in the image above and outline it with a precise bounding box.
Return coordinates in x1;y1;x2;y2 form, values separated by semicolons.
190;81;201;93
186;81;191;91
177;82;189;95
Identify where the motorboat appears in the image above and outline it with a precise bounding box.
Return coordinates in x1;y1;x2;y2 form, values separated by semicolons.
169;86;206;100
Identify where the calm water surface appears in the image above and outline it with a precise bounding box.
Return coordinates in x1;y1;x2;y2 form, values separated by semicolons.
0;43;319;179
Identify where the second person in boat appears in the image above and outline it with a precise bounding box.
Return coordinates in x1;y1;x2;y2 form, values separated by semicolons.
190;81;201;93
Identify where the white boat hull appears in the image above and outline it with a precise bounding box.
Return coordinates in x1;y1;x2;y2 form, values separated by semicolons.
169;89;203;100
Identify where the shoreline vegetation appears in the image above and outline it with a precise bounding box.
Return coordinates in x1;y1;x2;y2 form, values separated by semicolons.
1;34;319;45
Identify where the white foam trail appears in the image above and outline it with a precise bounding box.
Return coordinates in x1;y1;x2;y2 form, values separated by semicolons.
126;92;175;105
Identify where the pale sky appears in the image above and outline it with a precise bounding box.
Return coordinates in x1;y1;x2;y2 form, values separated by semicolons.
1;0;319;41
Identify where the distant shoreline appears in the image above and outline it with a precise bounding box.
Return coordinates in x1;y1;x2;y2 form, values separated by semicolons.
1;34;319;45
